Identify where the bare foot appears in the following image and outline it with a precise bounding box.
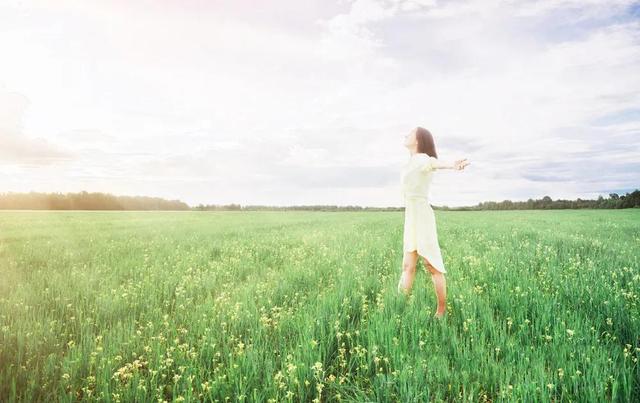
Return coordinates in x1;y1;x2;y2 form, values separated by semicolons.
434;310;445;319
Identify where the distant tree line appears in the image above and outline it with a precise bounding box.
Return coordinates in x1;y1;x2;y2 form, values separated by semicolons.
193;190;640;211
193;203;401;212
0;189;638;211
193;203;242;211
0;191;189;210
437;190;640;211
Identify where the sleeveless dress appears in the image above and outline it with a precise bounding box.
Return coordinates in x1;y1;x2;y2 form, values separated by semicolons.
400;153;447;273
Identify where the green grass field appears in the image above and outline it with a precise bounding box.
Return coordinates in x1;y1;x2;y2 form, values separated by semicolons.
0;210;638;402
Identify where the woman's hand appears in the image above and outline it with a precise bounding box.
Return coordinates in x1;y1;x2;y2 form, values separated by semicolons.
454;158;470;170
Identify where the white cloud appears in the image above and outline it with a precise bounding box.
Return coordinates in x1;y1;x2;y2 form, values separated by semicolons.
0;87;74;165
0;0;638;206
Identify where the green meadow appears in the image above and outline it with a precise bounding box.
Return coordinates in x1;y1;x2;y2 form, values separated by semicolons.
0;210;638;402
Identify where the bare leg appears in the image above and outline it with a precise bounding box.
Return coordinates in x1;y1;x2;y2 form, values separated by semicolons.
398;251;419;296
423;258;447;318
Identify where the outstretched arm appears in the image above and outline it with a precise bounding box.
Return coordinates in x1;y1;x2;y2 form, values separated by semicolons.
433;158;470;170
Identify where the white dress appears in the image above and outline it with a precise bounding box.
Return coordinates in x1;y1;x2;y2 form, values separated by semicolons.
400;153;447;273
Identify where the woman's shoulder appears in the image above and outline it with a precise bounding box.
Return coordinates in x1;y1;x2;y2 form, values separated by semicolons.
414;153;438;173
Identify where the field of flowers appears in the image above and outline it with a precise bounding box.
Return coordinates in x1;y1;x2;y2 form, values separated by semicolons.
0;209;638;402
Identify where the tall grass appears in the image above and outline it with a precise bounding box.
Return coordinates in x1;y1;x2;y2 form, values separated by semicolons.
0;210;638;402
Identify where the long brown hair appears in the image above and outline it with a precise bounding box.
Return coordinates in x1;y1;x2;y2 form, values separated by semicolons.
415;127;438;158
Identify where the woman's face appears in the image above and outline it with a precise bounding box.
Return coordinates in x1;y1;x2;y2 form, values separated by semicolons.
403;128;418;150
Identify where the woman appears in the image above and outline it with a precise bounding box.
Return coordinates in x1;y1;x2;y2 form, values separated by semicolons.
397;127;470;319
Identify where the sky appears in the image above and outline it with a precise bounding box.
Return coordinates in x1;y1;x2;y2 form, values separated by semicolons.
1;0;639;207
